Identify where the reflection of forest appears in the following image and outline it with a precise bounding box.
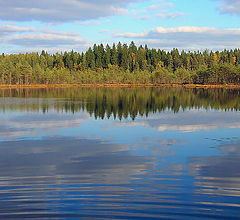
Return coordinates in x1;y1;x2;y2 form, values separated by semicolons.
0;87;240;119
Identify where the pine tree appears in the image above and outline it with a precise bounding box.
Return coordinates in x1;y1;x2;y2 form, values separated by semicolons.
110;43;118;66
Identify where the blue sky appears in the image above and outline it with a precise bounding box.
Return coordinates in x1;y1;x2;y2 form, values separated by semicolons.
0;0;239;53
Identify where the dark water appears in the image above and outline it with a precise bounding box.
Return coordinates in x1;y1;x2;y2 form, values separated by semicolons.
0;87;240;219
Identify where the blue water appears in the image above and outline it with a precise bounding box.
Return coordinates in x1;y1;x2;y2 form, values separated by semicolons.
0;88;240;219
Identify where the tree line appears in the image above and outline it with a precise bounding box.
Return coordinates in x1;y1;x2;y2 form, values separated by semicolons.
0;42;240;85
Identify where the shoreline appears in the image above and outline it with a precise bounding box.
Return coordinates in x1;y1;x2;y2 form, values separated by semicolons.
0;83;240;90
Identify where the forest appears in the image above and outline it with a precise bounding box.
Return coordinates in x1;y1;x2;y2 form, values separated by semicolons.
0;42;240;85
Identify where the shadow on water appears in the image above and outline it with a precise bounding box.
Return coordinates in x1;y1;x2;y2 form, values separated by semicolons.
190;141;240;197
0;87;240;119
0;136;185;219
0;137;154;218
0;137;240;219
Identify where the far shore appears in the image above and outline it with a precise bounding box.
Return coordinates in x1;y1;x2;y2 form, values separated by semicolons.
0;83;240;90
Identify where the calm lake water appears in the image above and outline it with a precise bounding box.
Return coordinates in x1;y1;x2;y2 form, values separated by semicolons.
0;87;240;219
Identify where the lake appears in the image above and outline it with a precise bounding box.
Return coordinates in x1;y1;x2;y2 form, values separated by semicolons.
0;87;240;219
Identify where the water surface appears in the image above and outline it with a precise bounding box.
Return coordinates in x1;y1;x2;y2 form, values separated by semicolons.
0;87;240;219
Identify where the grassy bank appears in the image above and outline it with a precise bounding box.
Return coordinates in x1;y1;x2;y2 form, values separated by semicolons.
1;83;240;90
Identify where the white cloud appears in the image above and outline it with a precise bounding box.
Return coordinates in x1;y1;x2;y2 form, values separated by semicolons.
147;1;174;9
131;0;187;20
7;33;86;47
0;24;88;51
190;141;240;197
217;0;240;15
0;110;89;139
152;26;218;33
114;31;147;38
0;25;36;35
113;26;240;50
156;11;188;19
0;0;139;22
116;110;240;133
0;25;80;37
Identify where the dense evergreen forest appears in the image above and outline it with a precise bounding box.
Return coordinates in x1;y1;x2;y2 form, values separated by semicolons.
1;42;240;85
